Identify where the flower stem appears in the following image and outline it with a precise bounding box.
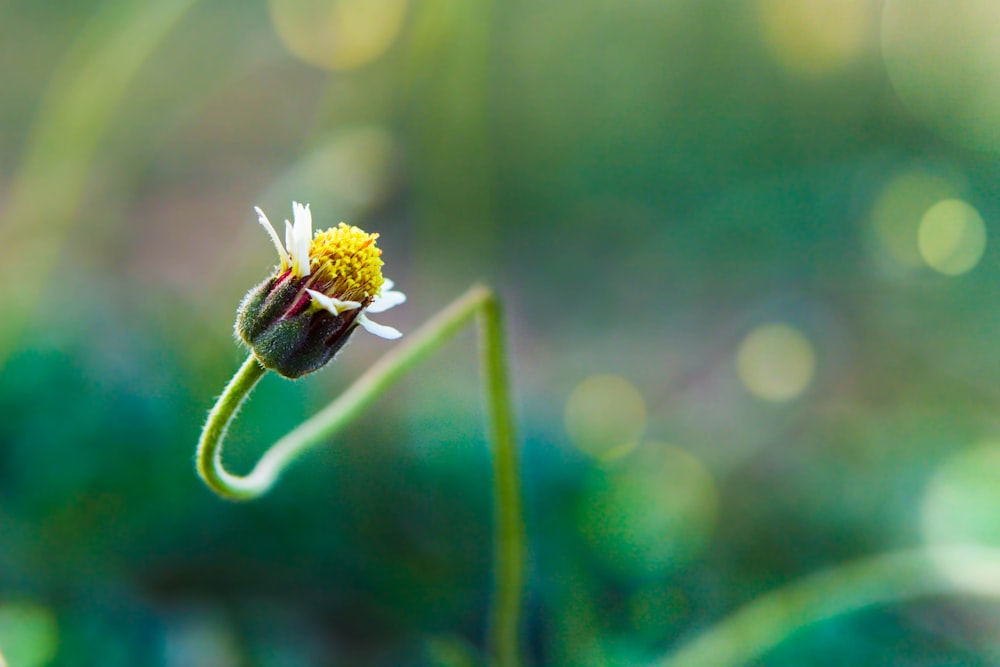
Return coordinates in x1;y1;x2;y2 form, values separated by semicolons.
479;293;524;667
196;284;525;666
655;546;1000;667
195;353;266;500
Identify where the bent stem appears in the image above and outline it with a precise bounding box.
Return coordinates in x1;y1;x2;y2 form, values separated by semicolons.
656;546;1000;667
196;284;525;667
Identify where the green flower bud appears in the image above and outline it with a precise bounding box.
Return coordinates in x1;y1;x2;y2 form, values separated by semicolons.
235;271;362;379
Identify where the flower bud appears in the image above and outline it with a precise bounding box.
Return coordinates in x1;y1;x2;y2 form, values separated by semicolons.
235;270;363;378
235;202;406;379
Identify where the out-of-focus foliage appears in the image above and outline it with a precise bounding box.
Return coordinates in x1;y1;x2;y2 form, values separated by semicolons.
4;0;1000;665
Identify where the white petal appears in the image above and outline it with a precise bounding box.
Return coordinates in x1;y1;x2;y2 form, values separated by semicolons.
254;206;290;270
356;313;402;339
366;289;406;314
292;201;313;277
306;289;336;314
335;297;362;311
284;219;294;259
306;289;361;315
382;277;395;291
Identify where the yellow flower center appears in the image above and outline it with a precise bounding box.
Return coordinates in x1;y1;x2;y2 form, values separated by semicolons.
308;223;385;301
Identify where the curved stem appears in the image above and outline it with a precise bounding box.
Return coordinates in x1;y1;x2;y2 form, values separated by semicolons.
196;284;524;665
656;546;1000;667
195;354;267;500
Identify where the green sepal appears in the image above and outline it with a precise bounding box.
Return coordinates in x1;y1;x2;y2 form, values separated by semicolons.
235;273;358;379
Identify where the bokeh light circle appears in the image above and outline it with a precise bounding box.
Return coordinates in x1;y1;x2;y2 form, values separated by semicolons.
564;375;646;460
917;199;987;276
0;601;58;667
737;323;816;402
755;0;873;76
921;442;1000;586
268;125;397;214
883;0;1000;152
868;171;963;271
578;443;718;577
268;0;408;70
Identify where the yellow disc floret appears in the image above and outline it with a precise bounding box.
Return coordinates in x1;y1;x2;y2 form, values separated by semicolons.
308;223;385;302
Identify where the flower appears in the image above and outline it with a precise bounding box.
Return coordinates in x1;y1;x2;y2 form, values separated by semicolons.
235;201;405;378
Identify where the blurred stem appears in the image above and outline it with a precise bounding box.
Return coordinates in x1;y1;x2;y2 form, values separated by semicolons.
196;284;524;667
406;0;497;277
656;546;1000;667
480;292;524;667
0;0;199;368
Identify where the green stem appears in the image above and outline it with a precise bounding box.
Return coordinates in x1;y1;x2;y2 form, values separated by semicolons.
479;294;525;667
196;284;524;666
656;546;1000;667
195;354;266;500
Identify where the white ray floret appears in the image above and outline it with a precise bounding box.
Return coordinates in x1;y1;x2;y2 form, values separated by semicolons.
362;277;406;335
305;289;361;315
356;313;402;339
367;284;407;313
254;206;290;271
306;277;406;340
254;202;313;277
287;201;313;278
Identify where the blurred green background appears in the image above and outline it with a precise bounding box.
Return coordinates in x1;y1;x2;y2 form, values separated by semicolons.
5;0;1000;665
